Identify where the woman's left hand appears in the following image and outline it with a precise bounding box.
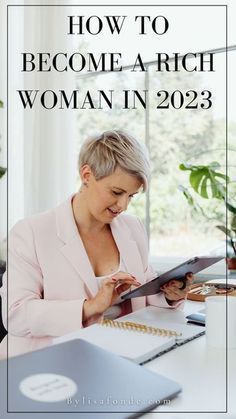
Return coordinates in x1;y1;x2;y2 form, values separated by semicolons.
160;273;194;304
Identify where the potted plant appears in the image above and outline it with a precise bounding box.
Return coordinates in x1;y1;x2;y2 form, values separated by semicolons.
179;161;236;270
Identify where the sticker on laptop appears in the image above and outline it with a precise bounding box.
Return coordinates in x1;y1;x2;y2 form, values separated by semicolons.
19;373;77;402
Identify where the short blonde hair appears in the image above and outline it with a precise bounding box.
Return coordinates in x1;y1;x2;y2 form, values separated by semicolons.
78;130;150;191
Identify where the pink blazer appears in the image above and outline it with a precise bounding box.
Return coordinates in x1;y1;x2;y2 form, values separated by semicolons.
0;196;181;358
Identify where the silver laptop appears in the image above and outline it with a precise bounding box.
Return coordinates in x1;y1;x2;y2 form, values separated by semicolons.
1;339;181;418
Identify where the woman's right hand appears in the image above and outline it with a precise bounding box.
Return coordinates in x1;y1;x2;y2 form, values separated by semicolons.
83;272;141;321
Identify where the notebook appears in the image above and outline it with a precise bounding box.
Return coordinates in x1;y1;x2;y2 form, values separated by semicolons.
55;306;205;364
1;339;182;417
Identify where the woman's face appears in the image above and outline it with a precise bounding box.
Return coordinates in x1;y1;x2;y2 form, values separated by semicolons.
82;166;142;224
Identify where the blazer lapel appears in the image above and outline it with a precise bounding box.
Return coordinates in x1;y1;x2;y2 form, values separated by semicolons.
111;218;146;312
60;237;98;297
55;197;145;308
55;196;98;297
111;220;143;278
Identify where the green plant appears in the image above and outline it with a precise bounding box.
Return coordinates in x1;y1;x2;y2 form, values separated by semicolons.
179;161;236;258
0;100;6;179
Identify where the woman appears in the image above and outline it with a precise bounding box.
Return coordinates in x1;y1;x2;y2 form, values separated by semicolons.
0;130;192;358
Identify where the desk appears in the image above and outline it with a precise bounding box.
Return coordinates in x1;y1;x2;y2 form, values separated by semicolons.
55;299;236;416
144;300;235;418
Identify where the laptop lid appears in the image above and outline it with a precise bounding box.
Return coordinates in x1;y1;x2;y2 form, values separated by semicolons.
1;339;181;418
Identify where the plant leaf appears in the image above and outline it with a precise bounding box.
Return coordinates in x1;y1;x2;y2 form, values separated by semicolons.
200;175;208;198
0;167;7;178
226;201;236;214
216;225;232;238
179;163;189;171
230;214;236;230
183;163;228;200
178;185;195;206
189;169;207;194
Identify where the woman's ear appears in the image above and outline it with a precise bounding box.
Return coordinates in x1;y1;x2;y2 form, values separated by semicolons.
80;164;93;184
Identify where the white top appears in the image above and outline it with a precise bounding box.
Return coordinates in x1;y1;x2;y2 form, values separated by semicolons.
95;258;126;319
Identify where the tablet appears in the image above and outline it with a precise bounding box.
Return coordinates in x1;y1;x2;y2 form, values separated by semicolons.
121;256;223;300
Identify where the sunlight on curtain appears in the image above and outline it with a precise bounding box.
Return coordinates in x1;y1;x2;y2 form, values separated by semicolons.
8;3;78;229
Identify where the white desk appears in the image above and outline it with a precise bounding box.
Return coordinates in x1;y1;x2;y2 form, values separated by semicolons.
144;300;235;418
55;300;236;417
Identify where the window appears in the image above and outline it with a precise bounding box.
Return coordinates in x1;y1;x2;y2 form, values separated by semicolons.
76;47;236;261
5;3;235;271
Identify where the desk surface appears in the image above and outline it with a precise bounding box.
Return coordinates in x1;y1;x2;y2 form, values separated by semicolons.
144;300;235;417
56;299;236;417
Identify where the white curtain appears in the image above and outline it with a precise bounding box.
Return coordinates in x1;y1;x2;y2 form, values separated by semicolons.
8;1;78;230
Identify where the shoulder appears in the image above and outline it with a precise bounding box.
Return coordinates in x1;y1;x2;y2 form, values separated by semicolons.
9;196;72;242
8;208;56;259
10;207;55;238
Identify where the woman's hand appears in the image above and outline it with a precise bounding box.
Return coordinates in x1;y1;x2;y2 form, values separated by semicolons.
160;273;193;305
83;272;141;321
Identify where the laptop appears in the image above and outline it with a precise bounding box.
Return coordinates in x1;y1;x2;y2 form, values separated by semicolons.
1;339;181;418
